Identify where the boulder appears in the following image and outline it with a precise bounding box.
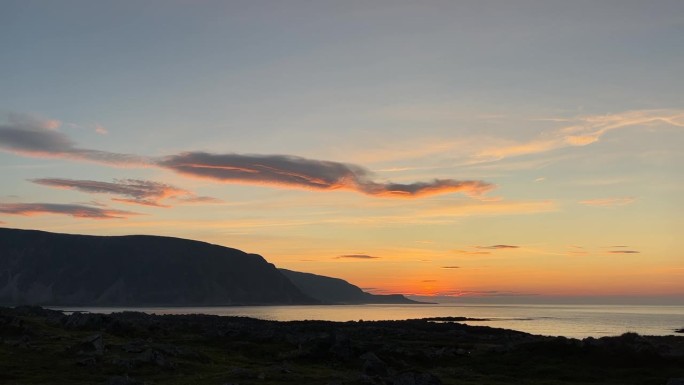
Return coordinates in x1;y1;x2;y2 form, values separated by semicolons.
393;371;442;385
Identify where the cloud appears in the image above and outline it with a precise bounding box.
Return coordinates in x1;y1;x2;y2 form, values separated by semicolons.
0;202;140;219
1;115;493;199
30;178;219;207
335;254;379;259
454;250;491;255
0;115;148;166
94;124;108;135
476;244;519;250
477;109;684;161
441;266;461;269
608;250;640;254
431;290;535;297
579;197;636;207
421;280;437;282
158;152;494;198
171;195;223;204
420;199;556;217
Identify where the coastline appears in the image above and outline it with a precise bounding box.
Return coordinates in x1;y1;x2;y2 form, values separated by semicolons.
1;306;683;385
44;302;684;339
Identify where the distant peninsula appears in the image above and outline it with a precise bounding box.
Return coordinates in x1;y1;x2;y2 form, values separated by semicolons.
0;228;417;307
280;268;422;305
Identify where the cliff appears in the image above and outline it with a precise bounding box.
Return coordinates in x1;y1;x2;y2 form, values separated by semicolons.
279;268;421;304
0;228;315;306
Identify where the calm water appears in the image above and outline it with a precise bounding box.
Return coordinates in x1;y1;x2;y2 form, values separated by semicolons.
53;304;684;339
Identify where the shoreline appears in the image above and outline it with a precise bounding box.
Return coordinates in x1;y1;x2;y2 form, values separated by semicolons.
39;302;684;339
1;306;683;385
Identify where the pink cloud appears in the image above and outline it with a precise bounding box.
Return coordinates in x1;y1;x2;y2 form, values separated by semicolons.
94;124;108;135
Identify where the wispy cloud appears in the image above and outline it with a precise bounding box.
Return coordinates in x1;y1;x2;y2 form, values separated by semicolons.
477;109;684;161
335;254;379;260
476;244;519;250
579;197;636;207
426;290;536;297
608;250;641;254
30;178;219;207
441;266;461;269
0;202;140;219
94;124;108;135
419;199;557;218
565;245;589;256
0;114;148;166
567;251;590;256
454;250;491;255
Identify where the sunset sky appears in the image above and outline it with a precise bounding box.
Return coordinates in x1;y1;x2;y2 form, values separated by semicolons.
1;1;682;302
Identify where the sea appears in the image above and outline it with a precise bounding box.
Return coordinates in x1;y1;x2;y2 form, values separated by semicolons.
52;303;684;339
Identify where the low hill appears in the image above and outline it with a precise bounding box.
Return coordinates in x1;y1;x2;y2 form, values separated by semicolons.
0;228;315;306
279;268;421;304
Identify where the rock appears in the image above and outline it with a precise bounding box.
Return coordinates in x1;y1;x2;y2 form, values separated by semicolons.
122;339;147;353
360;351;389;378
137;349;174;369
157;343;184;356
329;333;354;360
227;366;257;379
76;356;97;366
105;375;143;385
393;371;442;385
70;333;104;356
84;334;105;356
5;334;32;349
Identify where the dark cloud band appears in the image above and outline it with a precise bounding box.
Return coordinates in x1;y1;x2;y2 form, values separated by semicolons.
0;202;139;219
476;245;519;250
1;115;494;199
335;254;379;259
158;152;494;198
0;119;148;166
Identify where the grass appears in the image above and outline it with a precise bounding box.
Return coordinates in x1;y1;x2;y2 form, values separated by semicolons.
1;308;682;385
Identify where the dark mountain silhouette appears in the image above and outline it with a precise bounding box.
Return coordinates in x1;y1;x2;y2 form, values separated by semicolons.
0;228;316;306
279;268;421;304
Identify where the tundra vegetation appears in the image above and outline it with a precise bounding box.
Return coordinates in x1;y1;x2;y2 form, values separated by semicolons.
1;307;683;385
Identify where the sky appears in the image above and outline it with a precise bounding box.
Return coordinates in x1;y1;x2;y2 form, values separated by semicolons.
1;1;683;303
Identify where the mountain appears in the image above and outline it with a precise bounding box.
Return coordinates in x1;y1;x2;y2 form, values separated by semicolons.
279;268;421;304
0;228;316;306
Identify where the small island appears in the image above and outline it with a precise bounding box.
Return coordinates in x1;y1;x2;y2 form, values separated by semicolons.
1;306;683;385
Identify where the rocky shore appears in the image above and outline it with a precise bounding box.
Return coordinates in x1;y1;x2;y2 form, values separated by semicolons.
1;306;683;385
